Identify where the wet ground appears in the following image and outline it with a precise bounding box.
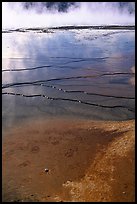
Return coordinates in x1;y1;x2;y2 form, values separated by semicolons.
2;27;135;132
2;27;135;202
2;119;135;202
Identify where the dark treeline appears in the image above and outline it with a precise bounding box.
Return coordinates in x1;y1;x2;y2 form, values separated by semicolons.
22;2;135;13
23;2;77;12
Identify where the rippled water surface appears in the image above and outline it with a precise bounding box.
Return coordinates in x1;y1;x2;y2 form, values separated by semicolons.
2;28;135;131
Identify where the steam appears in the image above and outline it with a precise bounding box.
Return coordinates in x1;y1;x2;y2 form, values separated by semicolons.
2;2;135;29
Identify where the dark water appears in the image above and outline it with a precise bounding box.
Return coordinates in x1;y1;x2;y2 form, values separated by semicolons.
2;28;135;131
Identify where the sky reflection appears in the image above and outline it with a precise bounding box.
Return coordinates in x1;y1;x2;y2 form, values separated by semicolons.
2;29;135;130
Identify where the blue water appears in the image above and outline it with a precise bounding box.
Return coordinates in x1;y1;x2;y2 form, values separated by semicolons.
2;28;135;130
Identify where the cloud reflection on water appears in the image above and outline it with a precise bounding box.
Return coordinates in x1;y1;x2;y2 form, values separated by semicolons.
2;29;135;129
